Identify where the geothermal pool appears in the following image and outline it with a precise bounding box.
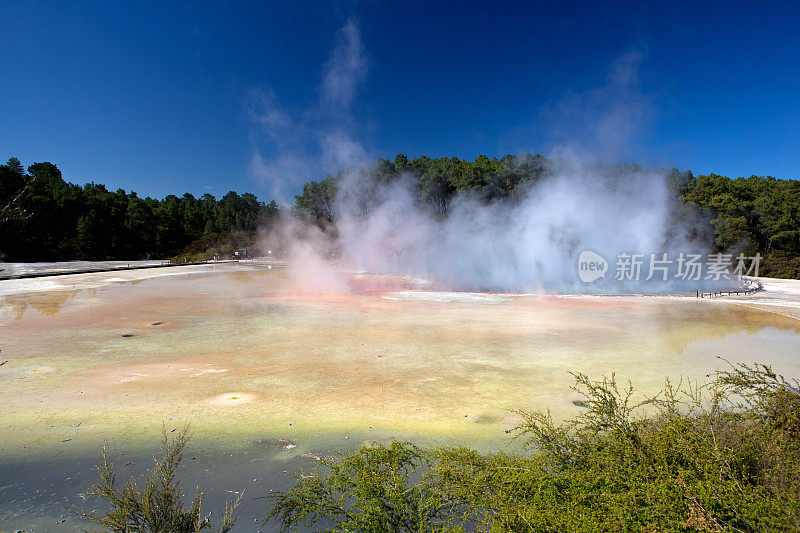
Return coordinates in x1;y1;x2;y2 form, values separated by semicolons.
1;262;800;530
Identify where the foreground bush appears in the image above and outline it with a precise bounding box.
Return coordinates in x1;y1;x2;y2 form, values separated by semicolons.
266;362;800;532
77;427;240;532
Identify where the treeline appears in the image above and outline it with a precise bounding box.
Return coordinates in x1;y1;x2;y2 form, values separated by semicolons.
294;153;551;224
0;158;279;261
2;154;799;277
682;173;800;277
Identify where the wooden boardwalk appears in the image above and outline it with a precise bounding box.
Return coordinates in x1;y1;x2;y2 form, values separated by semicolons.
697;280;763;299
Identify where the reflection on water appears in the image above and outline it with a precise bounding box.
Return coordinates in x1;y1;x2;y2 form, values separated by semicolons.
649;300;797;354
1;266;800;530
1;290;79;319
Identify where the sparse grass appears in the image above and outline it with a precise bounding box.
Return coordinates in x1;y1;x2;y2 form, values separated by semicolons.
76;427;240;532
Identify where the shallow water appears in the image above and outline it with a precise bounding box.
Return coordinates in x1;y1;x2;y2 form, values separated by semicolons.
1;265;799;530
0;440;326;532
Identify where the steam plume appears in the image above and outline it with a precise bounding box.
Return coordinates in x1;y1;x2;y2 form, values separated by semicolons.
247;17;368;202
251;25;722;294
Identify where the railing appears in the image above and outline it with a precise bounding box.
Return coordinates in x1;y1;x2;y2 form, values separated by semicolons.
697;279;763;298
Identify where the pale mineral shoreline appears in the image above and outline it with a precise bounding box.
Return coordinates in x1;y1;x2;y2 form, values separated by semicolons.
0;261;254;297
707;277;800;320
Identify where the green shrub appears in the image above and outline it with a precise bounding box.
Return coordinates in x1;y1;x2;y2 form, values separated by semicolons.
266;362;800;532
264;441;471;532
76;428;240;532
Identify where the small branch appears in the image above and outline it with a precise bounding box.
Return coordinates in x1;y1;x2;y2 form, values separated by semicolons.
0;174;37;223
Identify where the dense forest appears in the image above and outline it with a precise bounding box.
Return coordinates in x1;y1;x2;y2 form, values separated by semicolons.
1;154;799;277
0;157;279;262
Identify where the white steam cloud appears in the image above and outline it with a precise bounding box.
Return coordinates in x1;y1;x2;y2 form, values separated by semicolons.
335;163;710;293
251;23;719;294
320;17;367;114
541;49;655;164
247;17;368;202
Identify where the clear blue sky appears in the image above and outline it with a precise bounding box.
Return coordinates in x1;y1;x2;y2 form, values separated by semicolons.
2;1;798;199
